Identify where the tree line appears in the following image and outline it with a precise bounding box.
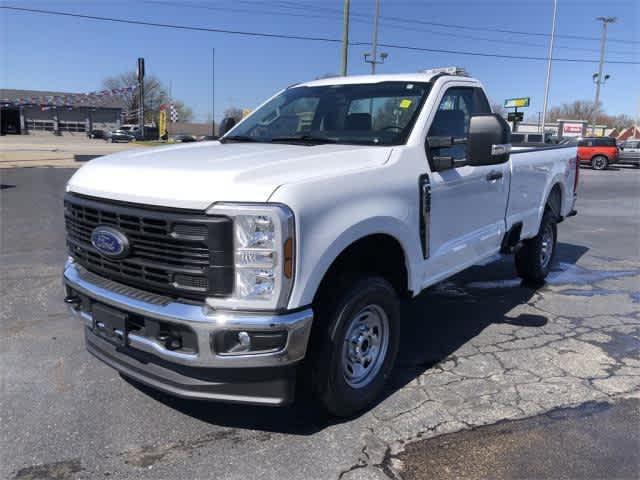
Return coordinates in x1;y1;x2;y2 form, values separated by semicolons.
103;71;193;124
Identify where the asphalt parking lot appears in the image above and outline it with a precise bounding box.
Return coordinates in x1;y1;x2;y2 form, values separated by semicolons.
1;164;638;480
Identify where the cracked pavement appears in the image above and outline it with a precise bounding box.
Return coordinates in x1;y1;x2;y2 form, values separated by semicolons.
1;166;638;480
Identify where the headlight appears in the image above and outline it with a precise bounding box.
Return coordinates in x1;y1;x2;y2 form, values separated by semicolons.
205;203;295;311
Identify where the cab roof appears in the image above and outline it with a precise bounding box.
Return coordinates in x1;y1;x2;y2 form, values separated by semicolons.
296;72;476;88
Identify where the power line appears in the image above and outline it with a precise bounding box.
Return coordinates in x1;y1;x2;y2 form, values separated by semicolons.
2;5;638;65
382;13;639;46
375;41;637;64
262;0;639;45
1;5;345;43
144;0;634;56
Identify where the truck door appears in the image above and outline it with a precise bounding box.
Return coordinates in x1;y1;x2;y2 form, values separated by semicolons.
422;86;510;283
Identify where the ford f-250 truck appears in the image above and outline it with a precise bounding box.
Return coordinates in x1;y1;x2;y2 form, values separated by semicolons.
63;68;578;416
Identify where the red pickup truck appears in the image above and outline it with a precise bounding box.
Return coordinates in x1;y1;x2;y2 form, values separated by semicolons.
577;137;619;170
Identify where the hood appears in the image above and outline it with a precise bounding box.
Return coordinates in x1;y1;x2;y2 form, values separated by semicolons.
67;142;393;210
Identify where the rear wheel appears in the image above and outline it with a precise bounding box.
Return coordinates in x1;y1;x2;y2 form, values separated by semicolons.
307;275;400;417
591;155;608;170
515;211;557;284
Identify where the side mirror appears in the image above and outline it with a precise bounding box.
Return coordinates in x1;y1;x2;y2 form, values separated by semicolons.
219;117;237;137
468;114;511;166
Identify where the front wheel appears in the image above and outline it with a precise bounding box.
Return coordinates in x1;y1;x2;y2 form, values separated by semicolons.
308;276;400;417
591;155;608;170
515;211;557;284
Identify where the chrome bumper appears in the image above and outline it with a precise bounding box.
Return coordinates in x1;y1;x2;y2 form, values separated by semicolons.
63;260;313;369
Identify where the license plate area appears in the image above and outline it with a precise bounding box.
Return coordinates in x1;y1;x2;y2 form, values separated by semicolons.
92;303;128;346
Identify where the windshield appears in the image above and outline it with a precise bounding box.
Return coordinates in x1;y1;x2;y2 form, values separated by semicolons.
225;81;430;146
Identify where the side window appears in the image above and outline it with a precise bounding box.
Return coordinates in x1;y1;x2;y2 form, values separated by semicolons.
427;87;491;162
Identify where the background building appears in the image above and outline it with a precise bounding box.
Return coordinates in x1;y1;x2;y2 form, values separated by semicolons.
1;88;124;135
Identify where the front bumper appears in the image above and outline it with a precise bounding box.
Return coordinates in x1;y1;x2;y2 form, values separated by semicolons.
63;260;313;405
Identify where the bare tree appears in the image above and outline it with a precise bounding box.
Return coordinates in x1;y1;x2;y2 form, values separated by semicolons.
223;107;244;122
546;100;601;123
545;99;635;130
103;71;193;123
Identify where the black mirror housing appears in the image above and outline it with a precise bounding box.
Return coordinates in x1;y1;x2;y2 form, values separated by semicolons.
468;114;511;166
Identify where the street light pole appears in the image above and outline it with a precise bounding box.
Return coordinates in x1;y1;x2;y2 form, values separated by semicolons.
591;16;616;136
370;0;380;74
540;0;557;138
363;0;387;74
341;0;350;76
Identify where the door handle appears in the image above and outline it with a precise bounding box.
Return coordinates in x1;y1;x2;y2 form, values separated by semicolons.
486;171;503;181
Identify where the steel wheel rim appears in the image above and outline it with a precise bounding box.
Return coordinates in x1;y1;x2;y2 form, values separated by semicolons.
540;223;554;268
594;157;605;169
341;304;390;389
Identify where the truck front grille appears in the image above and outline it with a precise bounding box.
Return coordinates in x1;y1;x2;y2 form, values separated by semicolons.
64;193;233;300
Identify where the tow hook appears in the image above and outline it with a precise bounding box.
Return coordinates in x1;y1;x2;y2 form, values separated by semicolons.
64;295;82;307
158;334;183;351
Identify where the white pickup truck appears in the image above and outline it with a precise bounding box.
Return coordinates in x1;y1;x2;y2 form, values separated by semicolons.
63;68;578;415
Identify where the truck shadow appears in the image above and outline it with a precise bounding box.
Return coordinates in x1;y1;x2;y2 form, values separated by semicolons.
126;242;589;434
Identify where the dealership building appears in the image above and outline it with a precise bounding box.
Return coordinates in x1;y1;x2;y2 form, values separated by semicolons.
1;88;124;135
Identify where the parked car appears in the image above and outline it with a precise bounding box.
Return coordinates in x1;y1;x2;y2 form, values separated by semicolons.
106;129;135;143
577;136;619;170
197;135;219;141
172;134;197;143
618;139;640;167
62;68;578;416
87;129;106;139
510;132;553;145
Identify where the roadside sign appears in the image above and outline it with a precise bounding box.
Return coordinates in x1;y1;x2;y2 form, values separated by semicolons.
504;97;530;108
159;110;167;138
562;122;584;137
507;112;524;122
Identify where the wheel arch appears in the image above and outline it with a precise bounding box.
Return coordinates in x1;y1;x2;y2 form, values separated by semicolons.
546;182;563;219
297;224;416;311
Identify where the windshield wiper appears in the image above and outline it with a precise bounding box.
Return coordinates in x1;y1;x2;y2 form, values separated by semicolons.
220;135;262;143
270;135;339;145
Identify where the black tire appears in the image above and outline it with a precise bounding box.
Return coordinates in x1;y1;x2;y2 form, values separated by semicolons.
515;211;557;284
591;155;608;170
307;275;400;417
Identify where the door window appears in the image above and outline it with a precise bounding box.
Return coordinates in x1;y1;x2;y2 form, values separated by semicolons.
427;87;491;162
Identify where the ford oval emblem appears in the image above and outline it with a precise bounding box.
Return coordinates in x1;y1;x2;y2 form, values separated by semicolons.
90;226;130;258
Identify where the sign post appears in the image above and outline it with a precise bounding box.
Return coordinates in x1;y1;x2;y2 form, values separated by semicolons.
504;97;530;133
137;57;145;140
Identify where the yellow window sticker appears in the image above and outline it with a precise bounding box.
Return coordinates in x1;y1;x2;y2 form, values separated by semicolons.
399;99;412;109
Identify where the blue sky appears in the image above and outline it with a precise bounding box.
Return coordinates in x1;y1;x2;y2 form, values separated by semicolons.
2;0;638;122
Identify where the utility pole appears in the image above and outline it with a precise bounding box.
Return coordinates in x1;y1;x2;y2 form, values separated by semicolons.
591;16;616;136
364;0;387;73
540;0;557;137
137;57;145;139
340;0;350;76
212;47;215;136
